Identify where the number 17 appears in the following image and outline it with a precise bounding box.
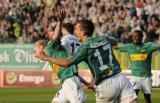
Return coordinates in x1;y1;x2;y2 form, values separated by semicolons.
94;44;113;71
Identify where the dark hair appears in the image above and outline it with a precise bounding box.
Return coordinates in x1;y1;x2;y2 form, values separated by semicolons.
134;30;143;39
63;23;74;34
79;19;94;37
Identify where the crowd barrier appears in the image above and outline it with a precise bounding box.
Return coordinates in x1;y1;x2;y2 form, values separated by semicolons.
0;44;160;88
0;70;160;88
0;44;160;70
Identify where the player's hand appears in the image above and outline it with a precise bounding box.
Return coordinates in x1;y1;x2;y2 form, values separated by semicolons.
53;6;66;22
35;50;48;61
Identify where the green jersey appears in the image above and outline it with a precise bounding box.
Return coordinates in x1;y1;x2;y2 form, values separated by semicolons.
70;36;121;85
46;40;78;83
119;42;160;77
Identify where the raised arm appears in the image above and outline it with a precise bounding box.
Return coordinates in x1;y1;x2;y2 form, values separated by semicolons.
113;43;130;52
52;8;66;41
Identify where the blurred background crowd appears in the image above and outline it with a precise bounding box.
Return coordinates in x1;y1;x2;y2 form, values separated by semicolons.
0;0;159;44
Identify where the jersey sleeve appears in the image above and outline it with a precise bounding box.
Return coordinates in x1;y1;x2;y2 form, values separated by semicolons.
46;40;60;56
118;44;131;52
46;40;57;49
69;44;87;65
146;42;160;51
61;37;67;48
105;36;117;46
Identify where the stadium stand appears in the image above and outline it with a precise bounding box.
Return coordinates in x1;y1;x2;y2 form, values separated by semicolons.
0;0;159;44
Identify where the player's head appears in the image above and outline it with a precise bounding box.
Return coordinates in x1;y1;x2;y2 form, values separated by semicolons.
132;30;143;45
74;19;94;41
34;40;48;57
62;23;74;35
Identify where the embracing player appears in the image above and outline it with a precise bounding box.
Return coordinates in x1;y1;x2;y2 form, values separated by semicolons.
34;9;87;103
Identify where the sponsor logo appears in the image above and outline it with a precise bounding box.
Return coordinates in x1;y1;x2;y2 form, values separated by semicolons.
130;54;147;61
19;74;44;84
6;72;17;84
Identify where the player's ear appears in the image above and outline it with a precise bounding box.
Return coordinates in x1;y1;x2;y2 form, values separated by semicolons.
34;46;39;57
42;48;46;53
39;45;43;50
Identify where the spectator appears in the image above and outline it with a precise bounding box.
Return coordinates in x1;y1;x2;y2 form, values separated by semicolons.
0;0;159;44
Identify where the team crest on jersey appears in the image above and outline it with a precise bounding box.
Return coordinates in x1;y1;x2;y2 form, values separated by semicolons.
52;64;59;74
136;47;140;51
90;41;108;48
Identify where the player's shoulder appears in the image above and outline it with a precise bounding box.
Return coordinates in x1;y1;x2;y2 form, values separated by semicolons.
144;42;160;49
143;42;155;47
119;43;130;46
47;40;61;49
144;42;155;45
126;43;133;46
86;37;108;48
118;43;132;49
67;34;77;40
62;34;77;41
47;40;55;47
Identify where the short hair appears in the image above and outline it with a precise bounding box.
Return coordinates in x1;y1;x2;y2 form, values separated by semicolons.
35;40;48;48
78;19;94;37
134;30;143;39
63;23;74;34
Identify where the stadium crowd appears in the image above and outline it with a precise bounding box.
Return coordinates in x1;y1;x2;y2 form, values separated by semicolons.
0;0;160;44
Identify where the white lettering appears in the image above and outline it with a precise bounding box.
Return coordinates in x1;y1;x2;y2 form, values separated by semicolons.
15;49;42;63
90;41;108;48
19;74;45;84
0;51;9;63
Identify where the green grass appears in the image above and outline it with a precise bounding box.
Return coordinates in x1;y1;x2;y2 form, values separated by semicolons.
0;87;160;103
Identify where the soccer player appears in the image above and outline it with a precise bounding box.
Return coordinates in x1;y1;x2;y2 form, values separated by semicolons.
34;10;86;103
36;15;137;102
115;30;160;103
61;22;80;54
61;22;95;91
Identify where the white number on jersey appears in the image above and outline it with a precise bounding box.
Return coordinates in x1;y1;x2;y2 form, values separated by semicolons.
70;42;80;54
94;44;113;71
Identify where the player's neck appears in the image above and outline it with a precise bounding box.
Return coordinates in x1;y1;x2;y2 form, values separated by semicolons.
63;33;69;36
134;42;143;45
63;31;71;36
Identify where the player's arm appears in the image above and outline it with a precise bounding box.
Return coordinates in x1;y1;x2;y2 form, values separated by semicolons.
78;75;95;91
43;55;72;68
52;7;66;41
149;42;160;51
105;36;118;46
36;44;87;68
142;42;160;52
104;36;127;50
114;43;131;52
104;36;130;52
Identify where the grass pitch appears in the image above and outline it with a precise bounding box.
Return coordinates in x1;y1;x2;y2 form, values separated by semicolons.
0;87;160;103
